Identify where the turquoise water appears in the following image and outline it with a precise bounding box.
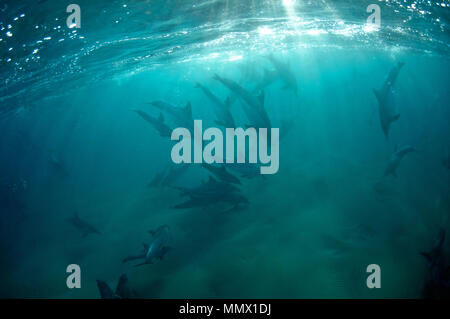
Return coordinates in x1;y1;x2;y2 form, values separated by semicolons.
0;0;449;298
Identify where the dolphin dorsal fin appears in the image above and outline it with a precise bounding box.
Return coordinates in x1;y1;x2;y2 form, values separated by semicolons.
158;113;164;122
185;102;192;118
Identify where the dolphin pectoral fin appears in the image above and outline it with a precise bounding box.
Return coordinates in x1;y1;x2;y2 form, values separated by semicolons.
142;242;149;250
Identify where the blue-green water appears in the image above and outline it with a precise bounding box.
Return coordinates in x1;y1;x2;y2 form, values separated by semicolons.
0;0;449;298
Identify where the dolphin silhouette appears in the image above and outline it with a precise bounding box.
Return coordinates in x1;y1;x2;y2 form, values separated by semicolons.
373;62;404;139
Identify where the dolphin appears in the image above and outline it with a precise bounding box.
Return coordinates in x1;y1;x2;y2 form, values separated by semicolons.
67;212;101;237
265;54;298;95
384;145;415;177
202;163;241;185
123;225;171;267
373;62;404;139
148;100;193;131
195;82;235;128
97;274;136;299
132;109;172;138
213;74;271;130
420;229;450;298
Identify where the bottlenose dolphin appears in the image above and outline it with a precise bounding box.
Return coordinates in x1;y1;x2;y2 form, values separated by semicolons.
97;274;136;299
213;74;271;130
373;62;404;139
195;82;235;128
148;100;194;131
202;163;241;185
132;109;172;138
384;145;415;177
265;54;298;96
420;229;450;298
67;212;101;237
123;225;171;267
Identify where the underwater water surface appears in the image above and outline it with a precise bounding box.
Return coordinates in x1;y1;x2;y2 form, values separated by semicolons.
0;0;449;298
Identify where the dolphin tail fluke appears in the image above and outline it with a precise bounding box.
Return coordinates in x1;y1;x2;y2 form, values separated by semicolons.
398;61;405;69
97;280;118;299
115;274;129;298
